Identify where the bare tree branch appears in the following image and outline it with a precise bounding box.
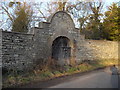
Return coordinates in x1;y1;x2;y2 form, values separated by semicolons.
1;6;13;22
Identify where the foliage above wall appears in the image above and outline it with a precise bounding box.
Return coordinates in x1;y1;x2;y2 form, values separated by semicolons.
103;3;120;41
1;1;119;40
2;2;33;33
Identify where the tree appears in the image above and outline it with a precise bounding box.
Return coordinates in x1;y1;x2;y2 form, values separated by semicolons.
66;1;104;40
12;2;33;32
52;0;68;12
2;2;33;32
31;0;69;23
50;0;68;11
67;1;90;32
103;3;120;41
85;1;104;39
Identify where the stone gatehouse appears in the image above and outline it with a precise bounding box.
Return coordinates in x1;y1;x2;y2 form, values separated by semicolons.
1;11;118;71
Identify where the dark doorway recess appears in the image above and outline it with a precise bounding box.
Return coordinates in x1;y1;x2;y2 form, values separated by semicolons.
52;36;71;60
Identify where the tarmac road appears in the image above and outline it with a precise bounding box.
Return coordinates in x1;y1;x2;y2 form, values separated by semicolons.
17;66;119;88
49;67;119;88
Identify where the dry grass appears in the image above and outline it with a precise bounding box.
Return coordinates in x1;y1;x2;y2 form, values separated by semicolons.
98;59;118;66
2;59;118;88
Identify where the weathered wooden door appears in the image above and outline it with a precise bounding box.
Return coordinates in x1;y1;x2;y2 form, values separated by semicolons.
52;36;71;61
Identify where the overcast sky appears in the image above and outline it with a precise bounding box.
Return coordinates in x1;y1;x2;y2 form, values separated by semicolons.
1;0;119;12
1;0;119;4
0;0;119;30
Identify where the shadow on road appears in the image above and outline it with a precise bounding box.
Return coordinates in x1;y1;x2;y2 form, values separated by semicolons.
110;65;119;88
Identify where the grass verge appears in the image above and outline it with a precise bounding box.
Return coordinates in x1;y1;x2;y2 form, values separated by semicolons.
2;59;118;88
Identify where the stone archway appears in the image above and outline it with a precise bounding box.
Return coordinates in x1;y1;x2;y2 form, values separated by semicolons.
52;36;71;65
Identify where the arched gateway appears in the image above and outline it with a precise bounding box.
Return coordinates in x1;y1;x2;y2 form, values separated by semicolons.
28;11;84;67
2;11;118;72
48;11;78;65
52;36;71;61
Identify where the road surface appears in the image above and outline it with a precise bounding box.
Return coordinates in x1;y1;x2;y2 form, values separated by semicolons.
49;67;119;88
18;66;119;88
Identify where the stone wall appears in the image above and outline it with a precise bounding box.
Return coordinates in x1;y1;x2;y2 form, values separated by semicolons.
30;27;51;61
2;28;52;71
86;40;118;60
2;31;34;71
76;40;118;63
1;11;119;72
0;30;2;90
0;30;2;68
